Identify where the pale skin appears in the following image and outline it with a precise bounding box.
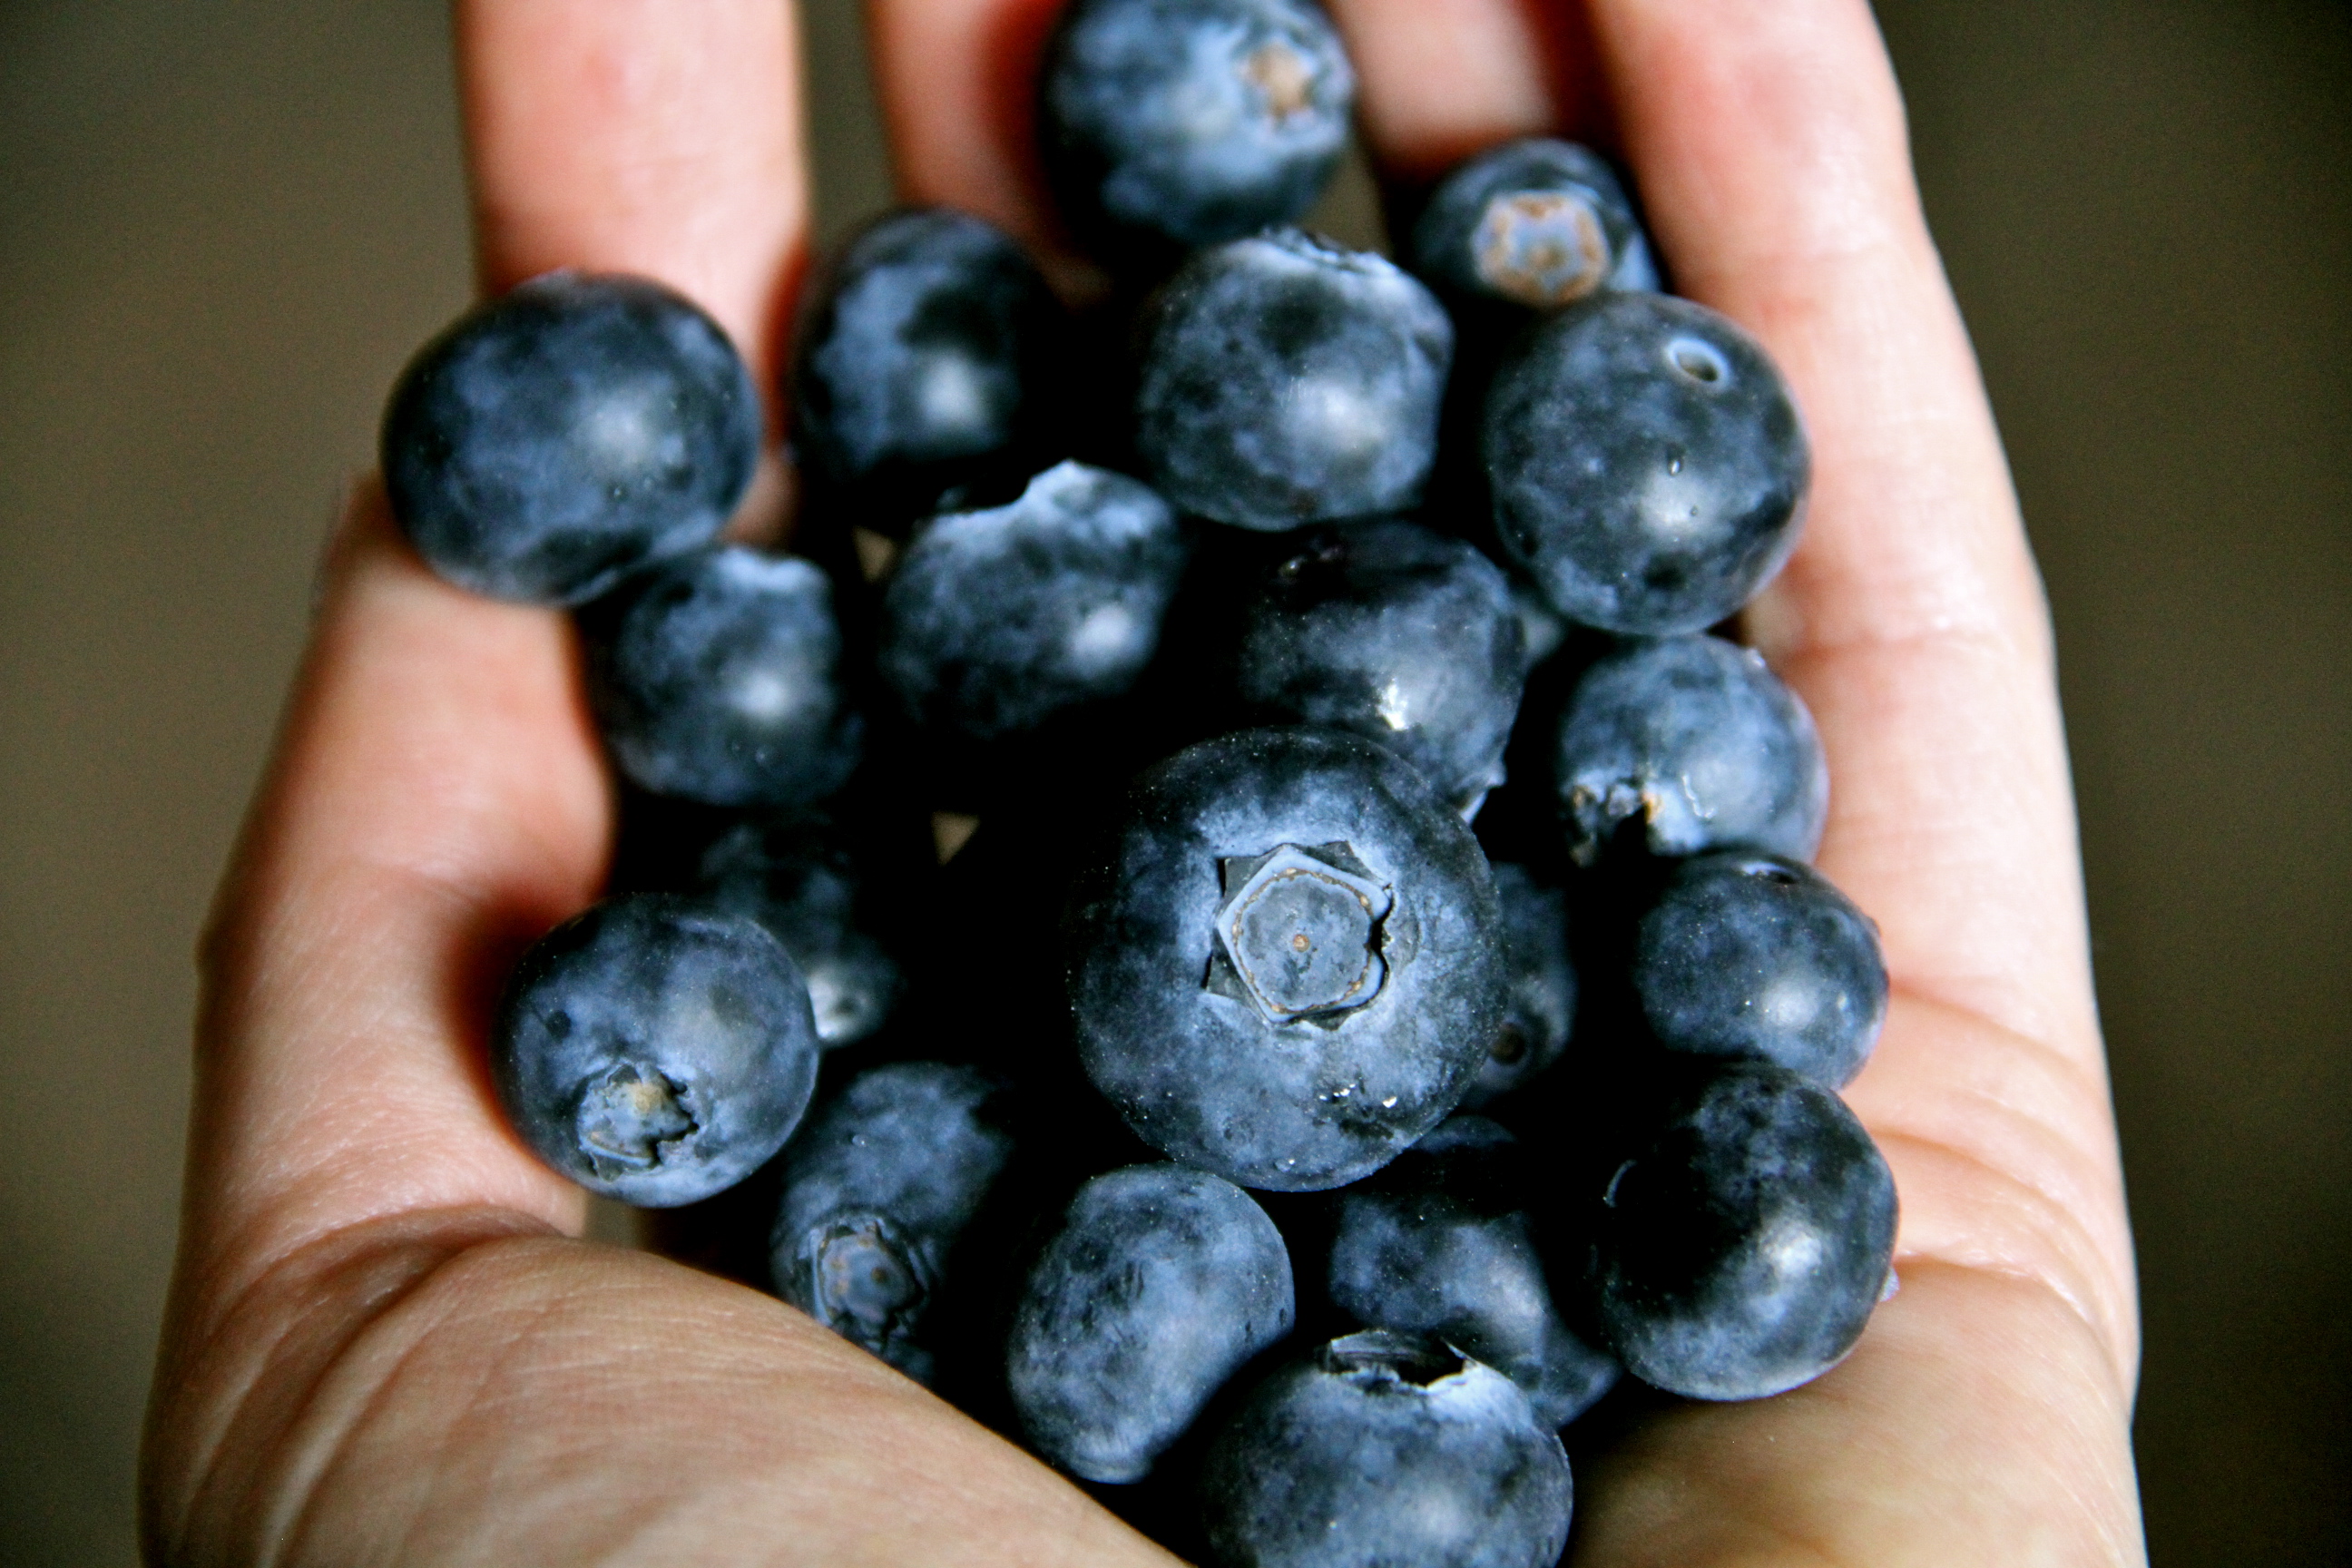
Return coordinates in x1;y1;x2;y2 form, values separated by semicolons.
139;0;2146;1563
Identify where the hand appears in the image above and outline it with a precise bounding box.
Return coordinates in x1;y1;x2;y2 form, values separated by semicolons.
139;1;2145;1562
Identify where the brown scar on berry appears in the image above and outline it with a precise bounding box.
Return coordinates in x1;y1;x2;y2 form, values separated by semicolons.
1240;42;1315;121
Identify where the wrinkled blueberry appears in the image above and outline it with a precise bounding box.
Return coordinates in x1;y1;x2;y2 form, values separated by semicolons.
878;462;1189;750
791;208;1067;531
1006;1163;1295;1483
1134;231;1454;531
1486;291;1809;634
1462;865;1577;1109
1635;851;1888;1088
1327;1117;1618;1426
769;1063;1018;1382
493;893;820;1207
382;271;759;606
1229;519;1525;816
693;813;910;1048
1410;138;1659;311
1040;0;1355;260
1554;633;1828;864
1198;1330;1573;1568
1065;728;1505;1191
1588;1060;1898;1399
584;546;862;809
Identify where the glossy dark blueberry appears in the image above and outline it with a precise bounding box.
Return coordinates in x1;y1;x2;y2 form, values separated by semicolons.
693;814;910;1048
769;1063;1017;1383
1636;852;1888;1088
382;271;759;605
492;893;820;1207
791;208;1066;531
1461;865;1576;1109
1588;1061;1897;1399
584;546;862;809
1039;0;1355;260
1134;231;1454;531
1065;728;1506;1191
878;462;1189;748
1198;1330;1573;1568
1006;1163;1295;1483
1486;291;1809;634
1327;1117;1618;1426
1230;519;1525;816
1410;138;1659;311
1554;633;1828;864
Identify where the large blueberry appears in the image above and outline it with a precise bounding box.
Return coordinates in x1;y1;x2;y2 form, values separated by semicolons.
792;208;1067;531
1410;138;1659;312
1134;232;1454;531
1198;1331;1573;1568
769;1063;1018;1383
1327;1117;1618;1427
1006;1163;1295;1483
382;271;759;605
1040;0;1355;260
1461;864;1577;1109
693;813;911;1048
1229;519;1525;816
877;462;1189;751
1554;633;1828;864
1485;291;1809;634
1587;1061;1898;1399
492;894;820;1207
584;546;862;809
1065;728;1505;1191
1635;851;1888;1088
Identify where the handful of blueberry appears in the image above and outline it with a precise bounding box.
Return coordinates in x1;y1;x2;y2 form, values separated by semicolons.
379;2;1898;1562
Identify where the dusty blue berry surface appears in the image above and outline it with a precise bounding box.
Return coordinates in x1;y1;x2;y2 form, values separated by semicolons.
1635;851;1887;1088
1230;519;1525;816
1554;633;1828;864
1040;0;1355;259
1006;1163;1295;1483
693;813;909;1048
492;893;820;1207
1065;728;1505;1191
1410;137;1659;311
1587;1060;1897;1400
585;546;862;809
1198;1330;1573;1568
792;207;1066;530
1486;291;1808;634
1460;864;1577;1108
1134;231;1454;530
382;271;758;605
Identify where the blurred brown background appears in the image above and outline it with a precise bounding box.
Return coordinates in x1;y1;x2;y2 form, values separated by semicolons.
1;1;2344;1563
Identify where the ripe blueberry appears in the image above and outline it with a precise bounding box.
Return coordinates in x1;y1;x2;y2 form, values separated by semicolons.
1461;864;1577;1110
1410;138;1660;312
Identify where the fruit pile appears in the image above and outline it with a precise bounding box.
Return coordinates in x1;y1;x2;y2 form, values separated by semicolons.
380;2;1898;1562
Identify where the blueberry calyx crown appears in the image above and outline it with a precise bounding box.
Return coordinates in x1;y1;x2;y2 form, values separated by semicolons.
1319;1328;1467;1388
1474;191;1611;307
575;1063;696;1177
802;1213;930;1357
1206;842;1395;1027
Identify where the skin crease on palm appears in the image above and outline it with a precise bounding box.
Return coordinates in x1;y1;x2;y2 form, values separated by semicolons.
137;0;2146;1563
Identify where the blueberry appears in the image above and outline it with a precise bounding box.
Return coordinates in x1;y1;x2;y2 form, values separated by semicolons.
1485;291;1809;634
1134;231;1454;531
1228;519;1526;816
1065;728;1506;1191
1040;0;1356;260
1635;851;1888;1088
381;271;759;606
877;462;1189;754
769;1062;1018;1382
1410;138;1660;312
583;545;862;809
1006;1163;1295;1483
1461;865;1576;1109
1554;633;1828;864
693;813;911;1048
791;208;1068;531
1326;1117;1618;1426
492;893;820;1207
1587;1060;1898;1399
1197;1330;1573;1568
